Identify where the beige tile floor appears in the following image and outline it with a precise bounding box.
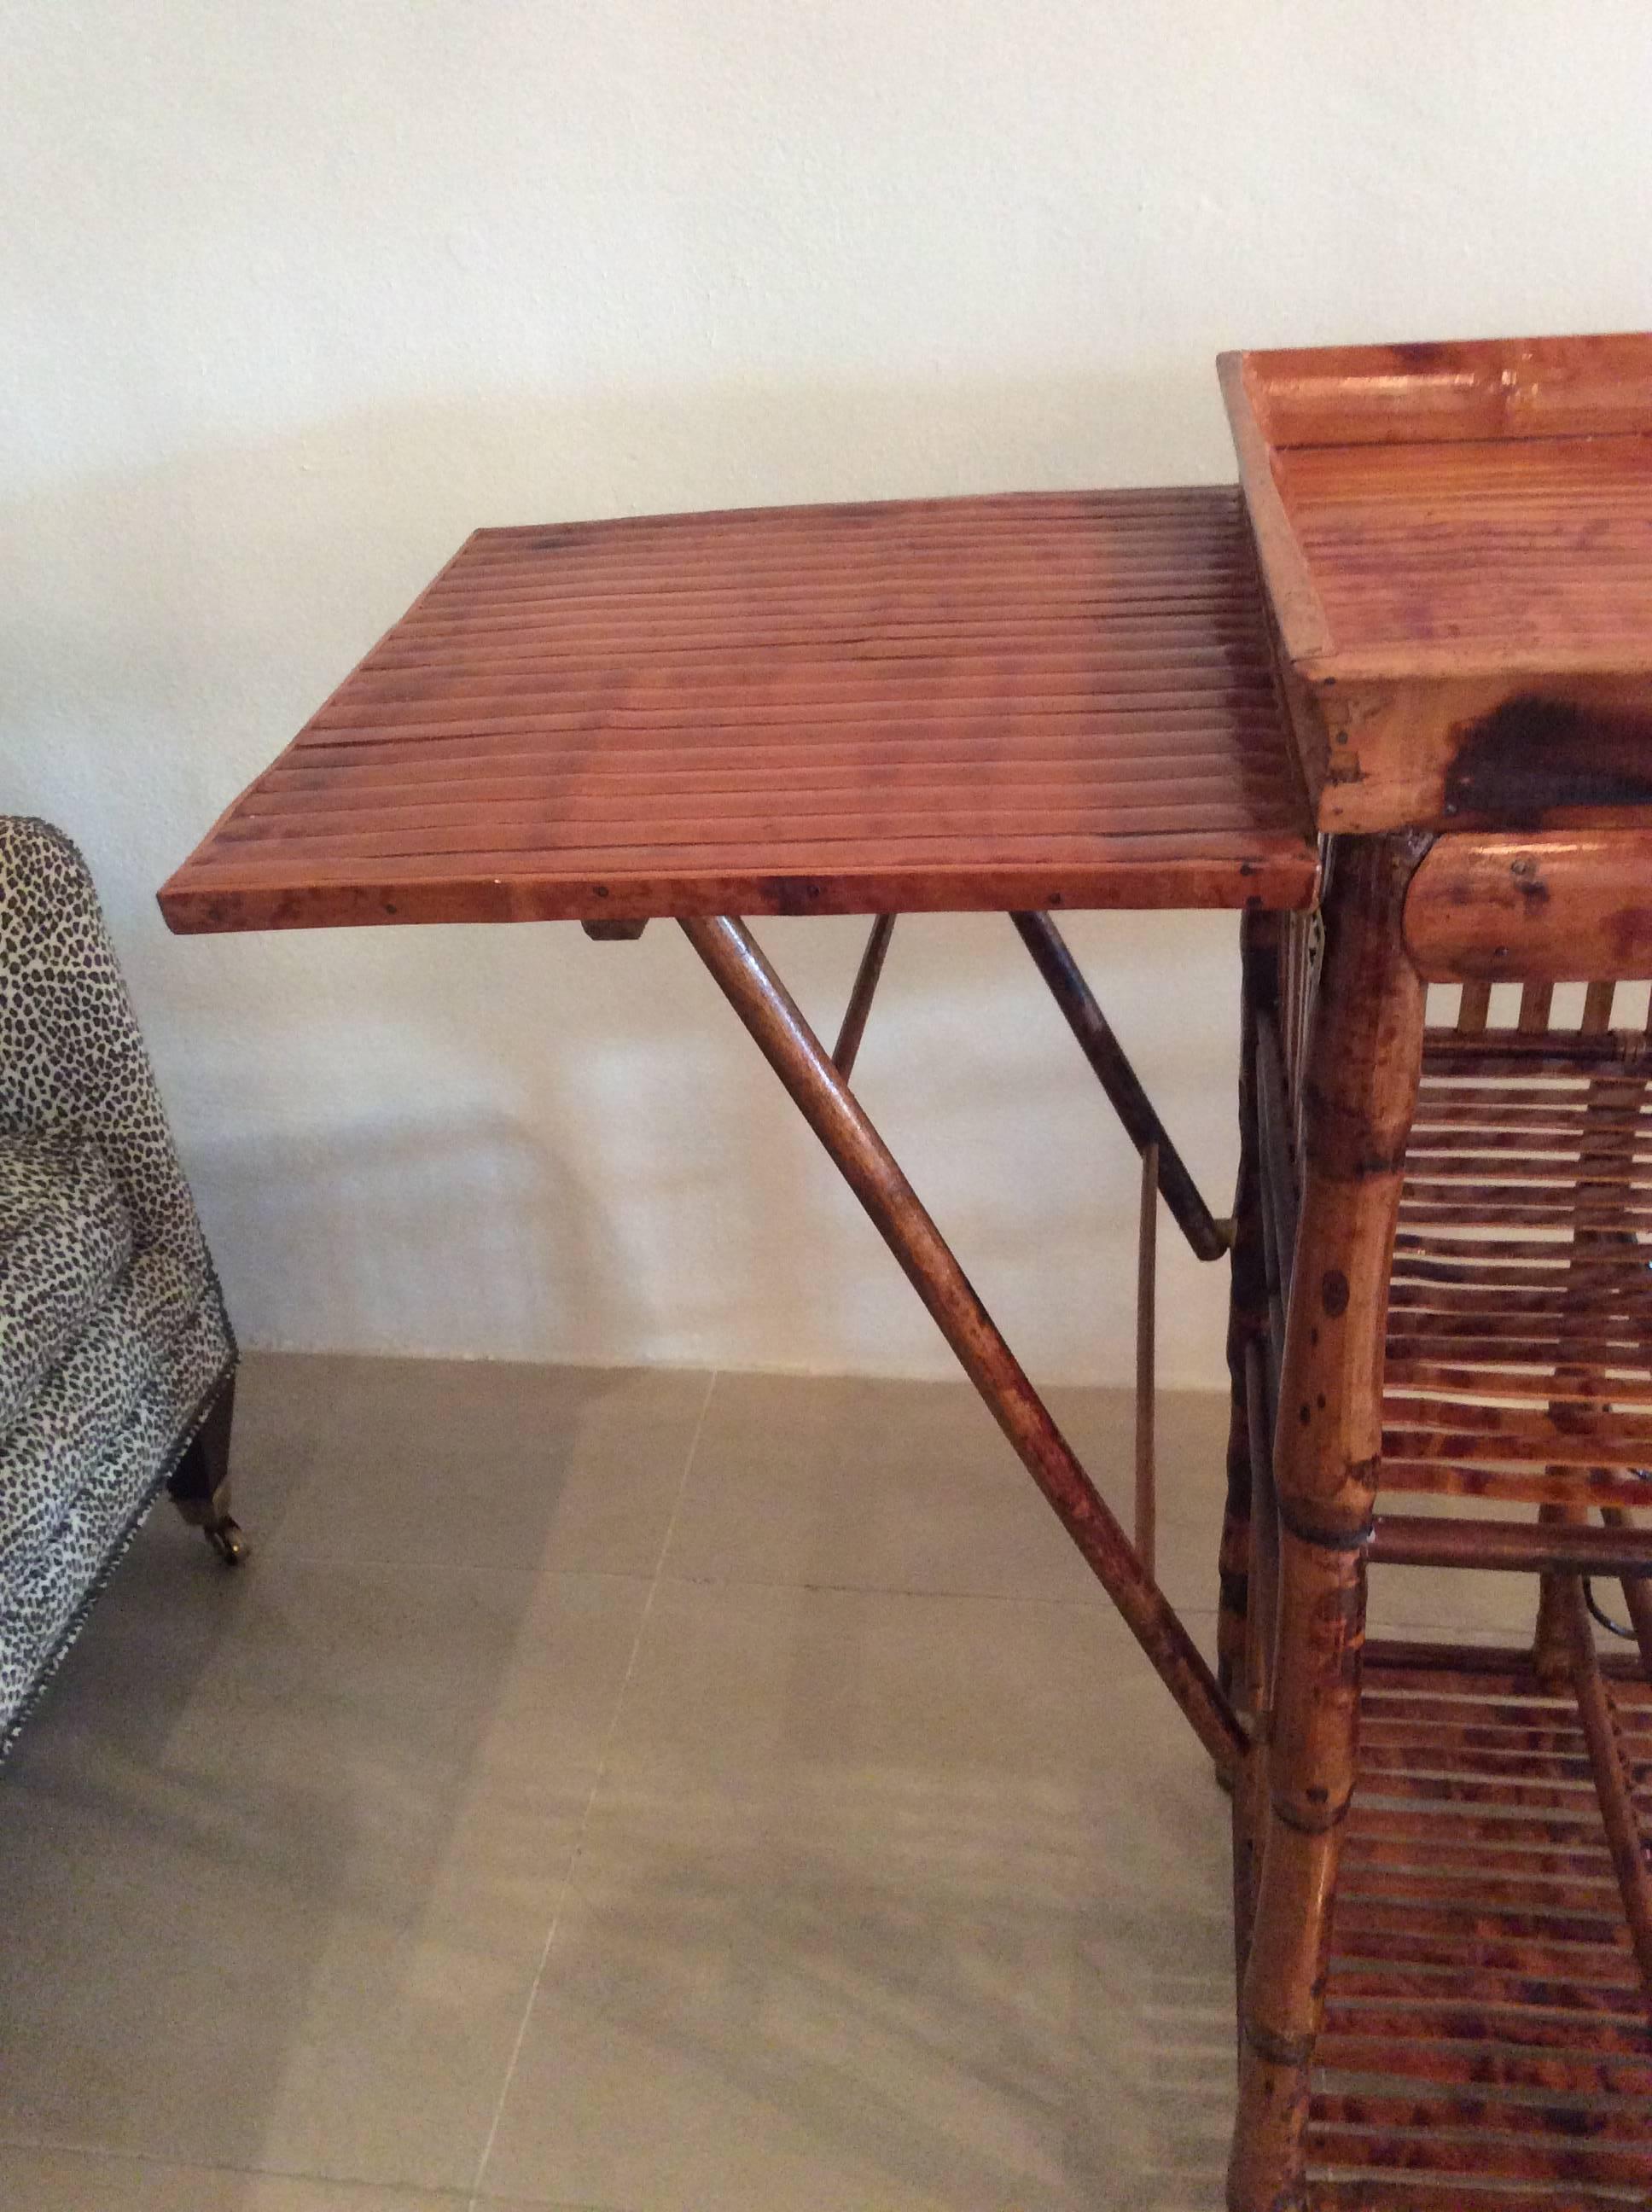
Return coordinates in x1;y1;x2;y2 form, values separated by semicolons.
0;1355;1552;2212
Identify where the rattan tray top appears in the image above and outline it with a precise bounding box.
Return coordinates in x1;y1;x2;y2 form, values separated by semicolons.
158;486;1316;933
1222;332;1652;833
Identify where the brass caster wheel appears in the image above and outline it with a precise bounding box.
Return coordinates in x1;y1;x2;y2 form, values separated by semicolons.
205;1517;247;1567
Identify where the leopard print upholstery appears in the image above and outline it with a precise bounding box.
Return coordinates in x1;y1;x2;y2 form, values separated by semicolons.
0;1129;134;1432
0;817;236;1751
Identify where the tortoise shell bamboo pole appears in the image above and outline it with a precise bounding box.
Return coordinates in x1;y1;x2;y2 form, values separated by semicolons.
1254;1006;1299;1352
1600;1505;1652;1677
1558;1574;1652;2007
1570;1022;1652;1676
1230;835;1428;2212
1010;910;1230;1262
1220;909;1282;1706
678;912;1247;1780
1533;1051;1649;1680
1233;927;1295;2027
1368;1515;1652;1574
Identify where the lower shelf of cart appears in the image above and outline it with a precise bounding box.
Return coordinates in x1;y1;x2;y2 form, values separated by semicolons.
1305;1640;1652;2207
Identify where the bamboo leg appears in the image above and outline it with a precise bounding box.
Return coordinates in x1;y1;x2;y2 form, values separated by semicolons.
1601;1505;1652;1677
1221;910;1282;1706
679;912;1246;1781
1230;837;1427;2212
1560;1575;1652;2007
1225;915;1285;2008
1532;1503;1580;1682
1535;1066;1650;1679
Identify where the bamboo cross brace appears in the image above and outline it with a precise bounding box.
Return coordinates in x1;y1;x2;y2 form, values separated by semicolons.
831;913;896;1080
679;911;1244;1780
1135;1140;1159;1579
1011;910;1231;1262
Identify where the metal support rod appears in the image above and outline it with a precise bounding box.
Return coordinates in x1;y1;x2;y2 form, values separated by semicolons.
1011;911;1229;1262
680;911;1245;1781
832;913;896;1080
1135;1140;1158;1578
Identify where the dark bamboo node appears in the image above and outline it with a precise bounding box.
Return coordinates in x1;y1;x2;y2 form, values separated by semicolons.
1276;1495;1373;1550
1266;1790;1354;1839
1242;2018;1318;2069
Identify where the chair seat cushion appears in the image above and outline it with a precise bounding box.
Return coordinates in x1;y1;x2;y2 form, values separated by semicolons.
0;1130;134;1438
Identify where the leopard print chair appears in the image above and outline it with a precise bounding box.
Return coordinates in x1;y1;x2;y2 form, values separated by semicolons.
0;817;238;1754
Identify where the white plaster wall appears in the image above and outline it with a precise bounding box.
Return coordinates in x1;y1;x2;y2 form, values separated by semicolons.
4;3;1649;1382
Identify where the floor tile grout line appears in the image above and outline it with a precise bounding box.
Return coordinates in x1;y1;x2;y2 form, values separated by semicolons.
0;2132;476;2203
465;1365;721;2212
638;1563;1525;1639
0;2128;640;2211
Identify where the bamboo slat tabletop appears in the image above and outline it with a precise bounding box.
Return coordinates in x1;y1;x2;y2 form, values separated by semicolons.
159;484;1317;933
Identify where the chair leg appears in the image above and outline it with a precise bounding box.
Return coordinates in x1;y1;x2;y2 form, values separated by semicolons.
1229;838;1427;2211
168;1373;247;1565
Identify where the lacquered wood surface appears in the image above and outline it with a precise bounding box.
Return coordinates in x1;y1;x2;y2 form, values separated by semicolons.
1279;436;1652;669
158;487;1317;932
1221;334;1652;833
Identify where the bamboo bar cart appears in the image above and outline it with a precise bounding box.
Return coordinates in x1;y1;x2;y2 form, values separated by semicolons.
157;330;1652;2207
1222;333;1652;2209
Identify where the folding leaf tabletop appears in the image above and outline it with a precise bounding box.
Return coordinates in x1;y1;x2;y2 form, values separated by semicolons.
160;483;1318;1779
